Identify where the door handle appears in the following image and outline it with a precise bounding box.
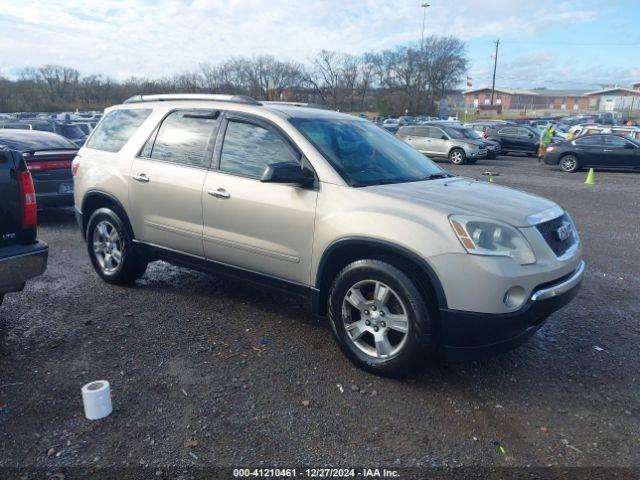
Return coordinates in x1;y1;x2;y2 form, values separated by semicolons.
603;149;613;152
133;173;149;183
207;188;230;199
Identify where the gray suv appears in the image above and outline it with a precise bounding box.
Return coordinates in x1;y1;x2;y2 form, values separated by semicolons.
397;125;487;164
73;94;584;376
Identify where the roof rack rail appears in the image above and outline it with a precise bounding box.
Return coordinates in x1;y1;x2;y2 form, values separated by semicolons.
123;94;262;106
263;101;332;110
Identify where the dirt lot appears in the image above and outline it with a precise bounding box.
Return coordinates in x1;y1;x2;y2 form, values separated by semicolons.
1;155;639;475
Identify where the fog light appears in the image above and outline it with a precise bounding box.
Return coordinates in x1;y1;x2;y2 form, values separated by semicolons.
503;286;526;309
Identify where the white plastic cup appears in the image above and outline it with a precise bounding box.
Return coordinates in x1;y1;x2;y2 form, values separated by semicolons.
81;380;113;420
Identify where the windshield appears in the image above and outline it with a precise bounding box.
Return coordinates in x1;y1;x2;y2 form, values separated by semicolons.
290;118;448;186
442;127;465;139
457;128;482;140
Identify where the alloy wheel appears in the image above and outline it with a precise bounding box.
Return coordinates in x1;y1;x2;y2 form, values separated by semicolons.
561;156;577;172
92;220;123;273
450;151;464;164
341;280;409;359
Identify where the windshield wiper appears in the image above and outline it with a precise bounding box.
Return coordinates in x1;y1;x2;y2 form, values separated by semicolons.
423;172;452;180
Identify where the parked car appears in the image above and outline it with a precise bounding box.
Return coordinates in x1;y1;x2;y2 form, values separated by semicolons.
464;121;515;138
381;118;400;133
73;94;584;375
485;125;541;156
544;134;640;172
0;130;78;207
397;124;487;164
0;148;48;306
0;120;88;146
452;127;501;159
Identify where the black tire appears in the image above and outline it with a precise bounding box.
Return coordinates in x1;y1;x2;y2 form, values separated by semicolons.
86;207;147;284
559;154;580;173
448;148;466;165
328;259;434;377
0;294;4;306
467;158;478;164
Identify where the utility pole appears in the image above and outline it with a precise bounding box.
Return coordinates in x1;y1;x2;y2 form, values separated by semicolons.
490;39;500;105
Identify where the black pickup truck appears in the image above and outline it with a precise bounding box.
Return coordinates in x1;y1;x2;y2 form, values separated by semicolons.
0;148;48;305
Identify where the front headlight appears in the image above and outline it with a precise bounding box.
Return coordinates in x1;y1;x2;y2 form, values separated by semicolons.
449;215;536;265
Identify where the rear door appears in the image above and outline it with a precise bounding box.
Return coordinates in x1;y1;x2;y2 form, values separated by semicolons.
201;113;317;284
129;109;220;257
497;127;517;149
602;135;639;168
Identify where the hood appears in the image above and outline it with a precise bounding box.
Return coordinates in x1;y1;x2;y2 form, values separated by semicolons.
365;177;559;227
459;138;484;146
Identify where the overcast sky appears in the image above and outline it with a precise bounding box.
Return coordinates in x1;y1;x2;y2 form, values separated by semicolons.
1;0;639;89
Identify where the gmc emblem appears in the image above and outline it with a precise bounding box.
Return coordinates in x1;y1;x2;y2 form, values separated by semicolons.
554;223;572;242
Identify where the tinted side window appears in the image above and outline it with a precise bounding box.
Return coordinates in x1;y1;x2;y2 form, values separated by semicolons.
517;128;533;137
603;135;631;148
414;127;430;137
429;127;445;139
220;121;299;178
575;136;601;146
87;109;152;152
498;127;517;136
150;111;218;168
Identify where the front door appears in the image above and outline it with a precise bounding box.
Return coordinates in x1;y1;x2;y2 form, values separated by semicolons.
517;128;537;152
129;109;220;256
202;114;317;285
572;135;603;166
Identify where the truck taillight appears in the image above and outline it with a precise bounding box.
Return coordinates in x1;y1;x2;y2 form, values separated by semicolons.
18;170;37;229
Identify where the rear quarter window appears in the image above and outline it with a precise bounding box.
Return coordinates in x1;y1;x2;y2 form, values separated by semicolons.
86;109;152;152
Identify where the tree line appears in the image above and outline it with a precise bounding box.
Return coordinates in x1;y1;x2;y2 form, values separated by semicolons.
0;36;467;115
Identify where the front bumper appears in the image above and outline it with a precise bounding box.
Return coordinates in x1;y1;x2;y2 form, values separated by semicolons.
543;151;561;165
439;260;585;361
467;148;487;158
0;241;49;294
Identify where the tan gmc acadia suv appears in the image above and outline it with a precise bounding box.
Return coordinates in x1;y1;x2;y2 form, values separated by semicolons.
72;94;585;376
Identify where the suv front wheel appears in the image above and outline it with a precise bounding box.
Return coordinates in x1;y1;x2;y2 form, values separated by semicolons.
448;148;466;165
328;259;434;376
86;208;148;284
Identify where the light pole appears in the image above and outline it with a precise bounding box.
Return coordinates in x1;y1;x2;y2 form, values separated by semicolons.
420;3;430;52
420;3;430;115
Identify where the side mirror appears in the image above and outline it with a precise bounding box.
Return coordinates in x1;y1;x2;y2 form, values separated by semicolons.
528;133;534;138
441;135;448;140
260;161;315;187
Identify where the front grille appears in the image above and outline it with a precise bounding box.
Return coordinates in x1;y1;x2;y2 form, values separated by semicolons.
535;214;577;257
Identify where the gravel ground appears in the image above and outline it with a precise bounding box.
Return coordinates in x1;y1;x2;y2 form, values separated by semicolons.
0;155;639;475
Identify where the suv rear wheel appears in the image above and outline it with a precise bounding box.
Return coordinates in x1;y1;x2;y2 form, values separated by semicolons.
328;259;433;376
86;208;147;284
448;148;466;165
